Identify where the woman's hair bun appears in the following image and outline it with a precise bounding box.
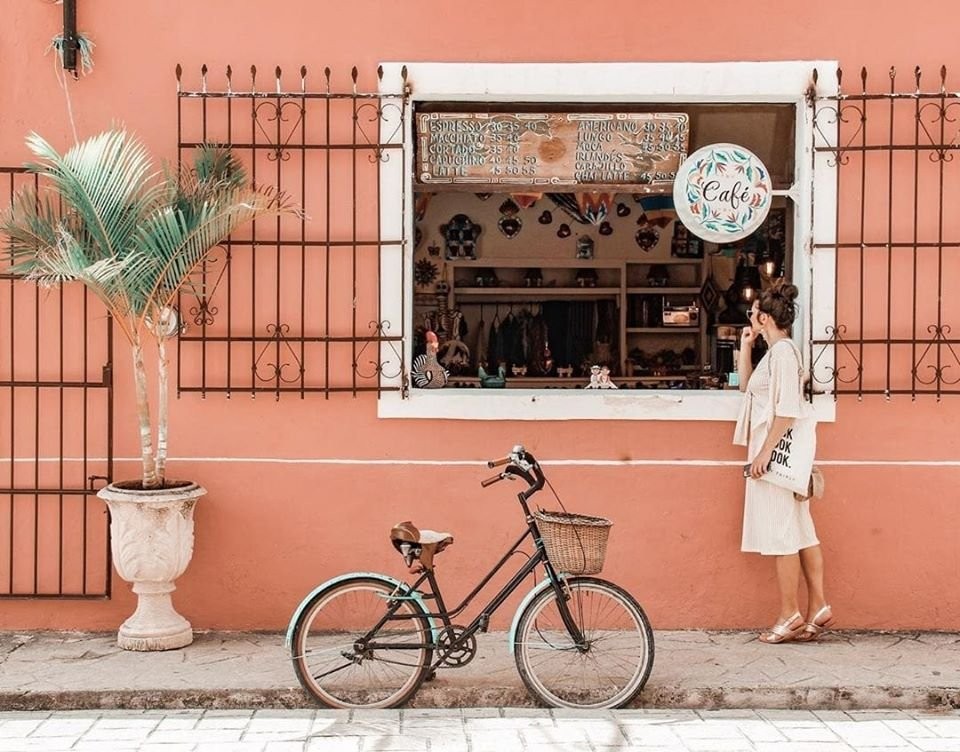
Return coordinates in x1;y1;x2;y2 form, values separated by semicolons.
777;283;799;302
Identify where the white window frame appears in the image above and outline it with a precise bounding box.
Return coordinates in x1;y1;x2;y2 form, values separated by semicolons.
377;61;838;422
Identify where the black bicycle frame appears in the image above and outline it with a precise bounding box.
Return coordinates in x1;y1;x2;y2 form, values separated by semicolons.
362;485;587;668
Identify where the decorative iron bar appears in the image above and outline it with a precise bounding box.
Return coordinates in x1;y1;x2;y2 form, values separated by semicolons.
0;167;113;599
175;65;408;398
811;65;960;398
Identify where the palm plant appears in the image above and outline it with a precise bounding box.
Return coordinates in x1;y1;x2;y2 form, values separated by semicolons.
2;129;295;489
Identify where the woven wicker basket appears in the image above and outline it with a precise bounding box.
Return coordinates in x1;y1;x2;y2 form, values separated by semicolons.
535;511;612;575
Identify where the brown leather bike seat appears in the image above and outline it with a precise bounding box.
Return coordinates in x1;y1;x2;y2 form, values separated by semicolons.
390;520;454;570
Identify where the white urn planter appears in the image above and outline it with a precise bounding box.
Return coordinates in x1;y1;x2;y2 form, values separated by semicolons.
97;481;205;651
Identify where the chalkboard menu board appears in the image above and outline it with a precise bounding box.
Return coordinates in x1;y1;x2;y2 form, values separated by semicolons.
416;112;689;191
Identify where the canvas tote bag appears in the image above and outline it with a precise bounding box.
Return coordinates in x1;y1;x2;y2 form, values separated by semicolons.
760;341;818;498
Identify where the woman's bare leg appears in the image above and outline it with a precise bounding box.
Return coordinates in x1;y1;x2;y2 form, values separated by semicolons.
799;544;827;619
775;553;802;620
759;553;804;642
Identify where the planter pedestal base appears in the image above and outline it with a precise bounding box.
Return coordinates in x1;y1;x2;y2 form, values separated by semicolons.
118;581;193;651
97;481;205;652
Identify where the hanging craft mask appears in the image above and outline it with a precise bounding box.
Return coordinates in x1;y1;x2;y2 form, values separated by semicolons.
635;219;660;252
497;198;522;239
576;236;595;260
441;214;481;260
498;217;522;239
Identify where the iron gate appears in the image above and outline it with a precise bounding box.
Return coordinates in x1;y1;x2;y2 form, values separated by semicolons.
0;167;113;598
811;66;960;398
175;65;408;398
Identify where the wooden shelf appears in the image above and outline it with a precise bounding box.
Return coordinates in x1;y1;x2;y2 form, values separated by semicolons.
627;287;701;294
446;258;624;269
444;375;693;388
626;258;703;265
626;327;700;334
455;287;621;298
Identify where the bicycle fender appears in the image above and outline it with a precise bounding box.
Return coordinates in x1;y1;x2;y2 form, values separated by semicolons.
285;572;439;649
508;575;567;654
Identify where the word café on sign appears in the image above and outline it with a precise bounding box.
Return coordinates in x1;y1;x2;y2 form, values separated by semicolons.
672;143;773;244
416;112;690;191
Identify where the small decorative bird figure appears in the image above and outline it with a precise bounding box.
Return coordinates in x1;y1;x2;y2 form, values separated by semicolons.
411;331;448;388
478;364;506;388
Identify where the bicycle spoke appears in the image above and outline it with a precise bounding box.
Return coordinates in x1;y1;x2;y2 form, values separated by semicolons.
291;578;431;709
514;579;653;709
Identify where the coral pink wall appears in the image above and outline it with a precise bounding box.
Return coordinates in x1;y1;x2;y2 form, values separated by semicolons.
2;1;959;631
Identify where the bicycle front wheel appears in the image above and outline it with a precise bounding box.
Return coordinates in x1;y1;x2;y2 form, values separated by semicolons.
290;576;434;709
513;577;654;709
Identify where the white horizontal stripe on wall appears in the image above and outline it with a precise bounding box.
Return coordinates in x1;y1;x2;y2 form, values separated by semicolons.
2;457;960;468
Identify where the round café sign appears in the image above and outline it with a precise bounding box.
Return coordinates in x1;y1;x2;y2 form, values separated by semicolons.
673;143;772;243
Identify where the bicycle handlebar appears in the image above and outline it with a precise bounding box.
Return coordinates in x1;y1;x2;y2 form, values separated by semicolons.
482;445;546;497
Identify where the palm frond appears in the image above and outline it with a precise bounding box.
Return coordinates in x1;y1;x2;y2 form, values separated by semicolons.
1;186;63;275
24;130;163;262
0;128;300;488
192;145;247;190
132;186;292;322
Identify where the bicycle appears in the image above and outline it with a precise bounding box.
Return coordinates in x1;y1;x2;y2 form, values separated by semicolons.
286;444;654;709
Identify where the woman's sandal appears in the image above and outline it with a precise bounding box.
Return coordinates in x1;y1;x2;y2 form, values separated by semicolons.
795;605;834;643
758;611;805;644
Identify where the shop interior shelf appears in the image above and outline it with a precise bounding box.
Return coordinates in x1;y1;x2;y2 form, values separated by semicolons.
627;287;702;294
454;287;621;298
444;375;693;388
446;258;624;269
626;258;703;265
626;327;700;334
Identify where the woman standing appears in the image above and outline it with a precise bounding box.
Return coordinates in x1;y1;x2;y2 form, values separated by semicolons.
734;284;833;644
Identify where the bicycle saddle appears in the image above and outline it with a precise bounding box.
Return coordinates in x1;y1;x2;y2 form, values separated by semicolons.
390;520;454;570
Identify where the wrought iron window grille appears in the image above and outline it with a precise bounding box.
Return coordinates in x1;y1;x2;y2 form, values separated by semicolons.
811;65;960;399
175;64;408;399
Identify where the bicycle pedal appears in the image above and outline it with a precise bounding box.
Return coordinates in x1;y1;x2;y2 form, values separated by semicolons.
424;669;437;682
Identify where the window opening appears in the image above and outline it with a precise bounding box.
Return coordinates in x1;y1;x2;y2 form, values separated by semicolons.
411;103;797;392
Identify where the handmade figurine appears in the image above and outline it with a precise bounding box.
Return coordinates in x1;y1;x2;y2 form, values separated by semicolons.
598;366;618;389
478;364;506;388
584;365;602;389
411;331;448;388
438;311;471;374
584;364;617;389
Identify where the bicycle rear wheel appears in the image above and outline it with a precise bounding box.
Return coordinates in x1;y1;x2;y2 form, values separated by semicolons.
513;576;654;709
290;575;433;709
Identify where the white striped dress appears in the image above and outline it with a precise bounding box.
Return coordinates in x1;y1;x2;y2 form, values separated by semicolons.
734;340;819;556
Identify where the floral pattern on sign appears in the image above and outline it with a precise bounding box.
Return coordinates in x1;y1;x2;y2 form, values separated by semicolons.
673;143;772;243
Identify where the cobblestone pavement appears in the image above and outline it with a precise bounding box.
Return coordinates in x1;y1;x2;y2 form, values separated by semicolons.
0;708;959;751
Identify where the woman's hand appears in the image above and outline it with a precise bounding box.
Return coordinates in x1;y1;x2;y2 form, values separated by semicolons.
741;326;757;348
750;448;773;479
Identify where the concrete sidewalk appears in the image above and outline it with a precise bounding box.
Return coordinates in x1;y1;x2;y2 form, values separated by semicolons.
1;630;958;711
